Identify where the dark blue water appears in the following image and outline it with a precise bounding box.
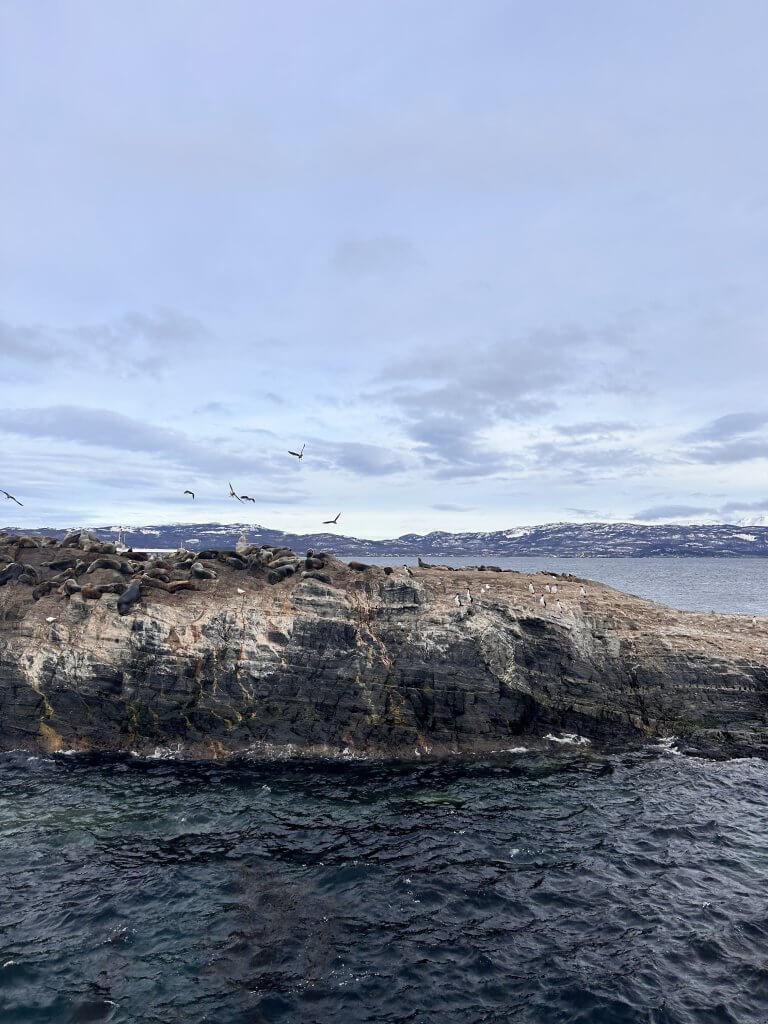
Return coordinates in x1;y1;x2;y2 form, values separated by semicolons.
2;749;768;1024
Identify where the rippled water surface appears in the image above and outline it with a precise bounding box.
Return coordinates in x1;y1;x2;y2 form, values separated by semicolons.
2;750;768;1023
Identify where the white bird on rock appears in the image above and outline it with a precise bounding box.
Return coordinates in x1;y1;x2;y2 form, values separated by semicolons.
465;589;473;604
551;584;558;594
545;584;551;593
46;616;57;623
556;600;563;612
580;586;587;597
454;594;462;608
539;595;546;607
528;582;534;594
237;588;245;595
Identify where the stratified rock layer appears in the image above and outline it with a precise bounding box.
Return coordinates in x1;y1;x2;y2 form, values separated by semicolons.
1;532;767;758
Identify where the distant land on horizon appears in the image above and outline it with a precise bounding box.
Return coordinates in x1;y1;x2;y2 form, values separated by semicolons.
4;521;768;558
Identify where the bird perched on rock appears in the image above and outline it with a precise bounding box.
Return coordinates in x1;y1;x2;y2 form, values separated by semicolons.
580;585;587;597
403;565;414;577
539;595;546;607
465;588;473;604
556;600;563;612
288;444;305;460
228;482;243;502
183;490;195;499
551;584;558;594
236;587;245;595
454;593;462;607
1;489;22;506
323;513;341;525
528;582;534;594
545;584;551;593
45;616;57;623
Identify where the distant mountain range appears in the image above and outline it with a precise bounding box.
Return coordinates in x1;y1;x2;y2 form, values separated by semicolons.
4;521;768;557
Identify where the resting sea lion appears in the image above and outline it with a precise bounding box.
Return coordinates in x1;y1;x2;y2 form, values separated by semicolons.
117;580;141;614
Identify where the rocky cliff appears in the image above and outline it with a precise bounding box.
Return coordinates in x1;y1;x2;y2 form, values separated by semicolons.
1;531;766;759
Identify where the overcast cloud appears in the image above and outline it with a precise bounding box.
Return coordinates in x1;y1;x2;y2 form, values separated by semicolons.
2;1;768;534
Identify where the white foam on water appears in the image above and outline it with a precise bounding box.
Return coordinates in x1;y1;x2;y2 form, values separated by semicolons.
544;732;592;746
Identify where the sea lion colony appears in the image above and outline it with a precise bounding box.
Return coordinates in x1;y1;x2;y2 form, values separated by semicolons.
0;529;354;616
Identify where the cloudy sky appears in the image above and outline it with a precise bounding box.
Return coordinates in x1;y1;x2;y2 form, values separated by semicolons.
2;1;768;536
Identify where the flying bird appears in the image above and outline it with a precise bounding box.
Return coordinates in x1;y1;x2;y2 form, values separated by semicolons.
1;490;22;506
323;513;341;525
228;482;243;502
183;490;195;500
240;495;256;503
288;444;306;460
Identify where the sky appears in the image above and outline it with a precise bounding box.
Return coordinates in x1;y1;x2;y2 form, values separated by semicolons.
2;0;768;537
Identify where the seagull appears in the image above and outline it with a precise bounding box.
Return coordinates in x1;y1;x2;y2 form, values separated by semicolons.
240;495;256;503
539;595;546;607
580;586;587;597
454;593;462;608
528;582;535;594
323;513;341;525
183;490;195;500
237;587;245;595
45;616;57;623
1;490;22;507
288;444;306;460
228;482;243;502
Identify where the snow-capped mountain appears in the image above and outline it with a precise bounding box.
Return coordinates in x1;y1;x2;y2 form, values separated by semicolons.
5;521;768;556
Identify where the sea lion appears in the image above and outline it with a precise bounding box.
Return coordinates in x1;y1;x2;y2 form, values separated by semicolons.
32;581;54;600
45;558;77;571
60;531;81;548
190;562;217;580
267;556;299;570
166;580;196;594
139;575;170;591
300;570;332;584
348;561;369;571
223;557;246;570
80;585;102;600
144;568;171;582
85;556;123;574
117;580;141;615
267;565;295;585
62;578;81;595
0;562;23;586
384;566;393;575
95;582;127;596
304;557;325;570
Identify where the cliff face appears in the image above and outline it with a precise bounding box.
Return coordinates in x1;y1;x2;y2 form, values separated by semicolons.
1;534;767;759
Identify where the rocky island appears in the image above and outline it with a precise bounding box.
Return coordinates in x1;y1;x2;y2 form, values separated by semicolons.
0;530;766;760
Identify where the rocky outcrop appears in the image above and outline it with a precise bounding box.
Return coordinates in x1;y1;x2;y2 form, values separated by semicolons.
0;531;767;759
